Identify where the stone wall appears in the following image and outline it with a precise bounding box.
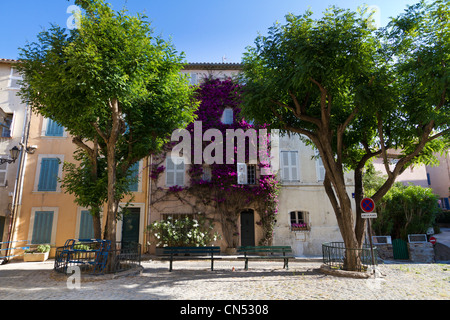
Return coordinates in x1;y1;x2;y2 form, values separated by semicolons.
375;244;394;260
408;242;435;263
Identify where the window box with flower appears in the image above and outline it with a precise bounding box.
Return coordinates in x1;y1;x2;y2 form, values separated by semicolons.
291;223;309;232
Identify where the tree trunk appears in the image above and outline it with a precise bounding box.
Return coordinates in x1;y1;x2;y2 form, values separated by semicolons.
92;208;102;240
103;99;121;272
321;144;363;271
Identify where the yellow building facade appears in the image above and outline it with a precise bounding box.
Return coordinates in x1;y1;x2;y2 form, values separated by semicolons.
12;110;149;257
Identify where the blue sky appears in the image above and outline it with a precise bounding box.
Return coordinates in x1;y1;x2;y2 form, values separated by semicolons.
0;0;418;63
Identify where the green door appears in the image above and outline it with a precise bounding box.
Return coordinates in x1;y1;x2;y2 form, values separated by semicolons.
121;208;140;244
241;210;255;247
392;239;409;260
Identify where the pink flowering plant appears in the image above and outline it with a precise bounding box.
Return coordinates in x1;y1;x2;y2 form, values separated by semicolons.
291;223;308;230
150;78;280;247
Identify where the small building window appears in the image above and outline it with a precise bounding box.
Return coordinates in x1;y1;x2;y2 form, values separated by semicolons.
189;73;198;85
202;165;211;182
45;119;64;137
247;165;256;185
31;211;54;244
290;211;309;231
221;108;233;125
127;161;141;192
8;67;22;89
79;210;95;239
280;151;299;181
37;157;61;192
315;151;325;181
166;156;185;187
0;161;7;186
1;113;13;138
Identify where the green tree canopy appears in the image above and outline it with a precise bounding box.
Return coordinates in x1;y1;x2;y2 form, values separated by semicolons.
17;0;198;247
239;1;449;270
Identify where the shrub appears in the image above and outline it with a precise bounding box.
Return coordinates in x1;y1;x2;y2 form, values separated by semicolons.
373;184;441;240
147;215;220;247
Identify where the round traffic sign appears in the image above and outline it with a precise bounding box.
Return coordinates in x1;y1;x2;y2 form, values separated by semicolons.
430;236;436;244
361;198;375;213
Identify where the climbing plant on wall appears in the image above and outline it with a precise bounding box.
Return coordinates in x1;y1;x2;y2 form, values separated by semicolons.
150;78;280;247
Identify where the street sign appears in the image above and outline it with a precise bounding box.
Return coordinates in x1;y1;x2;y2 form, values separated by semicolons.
361;198;375;213
429;236;437;245
361;212;378;219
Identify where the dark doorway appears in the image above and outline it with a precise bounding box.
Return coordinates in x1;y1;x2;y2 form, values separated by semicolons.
122;208;140;244
0;216;5;242
240;209;255;247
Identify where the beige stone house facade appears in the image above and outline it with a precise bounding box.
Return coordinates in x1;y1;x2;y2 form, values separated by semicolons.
0;59;30;258
271;132;350;256
149;63;349;256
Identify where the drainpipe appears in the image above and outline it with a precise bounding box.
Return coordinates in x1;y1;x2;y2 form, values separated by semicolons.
3;104;31;263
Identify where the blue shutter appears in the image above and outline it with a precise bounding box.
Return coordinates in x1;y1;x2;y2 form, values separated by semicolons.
79;210;95;239
445;198;450;210
38;158;59;191
32;211;54;244
128;162;140;192
46;119;64;137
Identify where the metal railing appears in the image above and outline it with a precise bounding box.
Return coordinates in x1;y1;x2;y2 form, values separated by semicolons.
54;239;141;275
0;240;30;260
322;242;378;272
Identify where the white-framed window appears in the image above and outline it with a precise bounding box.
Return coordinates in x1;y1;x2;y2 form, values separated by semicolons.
237;163;247;185
166;156;185;187
127;161;142;192
236;163;257;185
247;164;257;185
189;73;199;85
41;118;66;137
28;207;59;245
7;67;22;90
280;151;299;181
221;108;233;125
439;198;450;210
290;211;309;231
1;112;14;138
0;160;7;186
315;150;325;181
34;155;64;192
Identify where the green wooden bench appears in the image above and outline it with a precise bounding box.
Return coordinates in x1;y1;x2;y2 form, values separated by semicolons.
237;246;294;270
161;246;221;272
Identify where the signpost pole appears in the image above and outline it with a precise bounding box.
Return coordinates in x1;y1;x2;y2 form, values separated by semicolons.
367;218;376;274
361;198;377;276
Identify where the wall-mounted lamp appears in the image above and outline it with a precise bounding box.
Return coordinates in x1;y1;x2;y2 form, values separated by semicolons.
0;146;20;165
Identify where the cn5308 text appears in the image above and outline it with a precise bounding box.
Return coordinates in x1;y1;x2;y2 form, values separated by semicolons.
180;304;269;317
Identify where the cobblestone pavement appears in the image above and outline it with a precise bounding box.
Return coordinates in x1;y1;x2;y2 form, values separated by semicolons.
0;258;449;301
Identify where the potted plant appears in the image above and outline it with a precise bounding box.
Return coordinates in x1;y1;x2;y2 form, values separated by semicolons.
23;244;51;262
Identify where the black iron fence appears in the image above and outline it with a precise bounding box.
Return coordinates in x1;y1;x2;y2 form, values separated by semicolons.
54;239;141;275
322;242;378;272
